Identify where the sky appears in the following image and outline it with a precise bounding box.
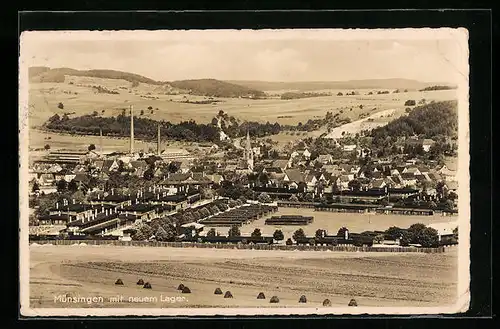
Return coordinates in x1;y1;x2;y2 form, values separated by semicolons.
20;29;469;84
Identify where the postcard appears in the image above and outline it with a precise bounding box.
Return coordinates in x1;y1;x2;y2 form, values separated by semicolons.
19;28;470;316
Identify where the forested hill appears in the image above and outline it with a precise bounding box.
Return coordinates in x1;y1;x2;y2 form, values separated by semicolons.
29;67;162;85
28;67;267;98
169;79;266;98
370;100;458;144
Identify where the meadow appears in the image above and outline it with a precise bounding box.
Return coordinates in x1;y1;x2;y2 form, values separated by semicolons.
26;76;457;151
29;244;458;309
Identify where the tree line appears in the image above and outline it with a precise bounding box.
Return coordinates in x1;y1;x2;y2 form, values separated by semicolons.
45;112;220;143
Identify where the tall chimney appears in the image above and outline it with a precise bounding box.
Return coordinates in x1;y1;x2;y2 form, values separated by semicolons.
130;105;134;155
157;123;161;155
99;128;103;155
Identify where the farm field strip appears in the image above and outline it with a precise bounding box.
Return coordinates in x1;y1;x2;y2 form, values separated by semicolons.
29;246;458;308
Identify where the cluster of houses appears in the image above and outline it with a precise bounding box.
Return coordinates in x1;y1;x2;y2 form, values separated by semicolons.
254;149;458;199
29;129;458;242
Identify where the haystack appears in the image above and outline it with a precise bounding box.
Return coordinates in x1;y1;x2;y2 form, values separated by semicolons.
322;299;332;306
177;283;185;291
299;295;307;303
143;282;152;289
182;286;191;293
115;279;124;285
136;279;144;285
224;291;233;298
257;292;266;299
214;288;223;295
270;296;280;303
348;298;358;306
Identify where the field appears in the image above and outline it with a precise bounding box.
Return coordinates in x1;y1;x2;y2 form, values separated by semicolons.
25;76;457;151
204;208;459;241
29;245;458;309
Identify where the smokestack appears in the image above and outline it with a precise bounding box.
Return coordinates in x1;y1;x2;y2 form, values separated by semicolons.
157;123;161;155
130;105;134;155
99;128;103;155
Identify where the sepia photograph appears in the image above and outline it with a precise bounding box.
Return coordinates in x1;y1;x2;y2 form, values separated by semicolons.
18;28;470;316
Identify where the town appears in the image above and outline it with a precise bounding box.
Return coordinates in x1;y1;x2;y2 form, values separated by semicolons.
28;102;459;249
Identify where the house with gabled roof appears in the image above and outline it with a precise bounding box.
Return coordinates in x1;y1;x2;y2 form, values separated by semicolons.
304;171;319;187
92;159;105;171
38;173;55;186
400;173;418;187
102;159;119;173
283;169;305;184
73;173;91;188
427;171;443;182
205;174;224;184
402;166;422;176
336;174;352;190
390;175;403;188
384;176;397;187
370;178;386;189
54;168;76;182
47;163;63;173
290;148;311;160
415;174;429;184
263;167;284;174
315;154;333;165
322;164;342;175
438;164;457;181
272;159;290;171
322;172;334;185
417;165;430;174
390;168;402;176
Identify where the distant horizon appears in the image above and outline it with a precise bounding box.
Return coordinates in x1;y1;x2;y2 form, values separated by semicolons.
21;30;467;84
29;66;454;86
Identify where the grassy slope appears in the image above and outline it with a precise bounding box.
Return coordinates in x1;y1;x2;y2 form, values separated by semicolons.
26;71;457;151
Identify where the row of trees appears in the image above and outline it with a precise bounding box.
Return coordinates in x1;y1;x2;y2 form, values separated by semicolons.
290;223;440;247
382;223;440;247
206;226;285;240
45;113;220;143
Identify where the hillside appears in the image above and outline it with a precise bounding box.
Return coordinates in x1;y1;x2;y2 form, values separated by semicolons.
370;100;458;144
29;67;162;85
169;79;266;98
28;67;267;98
226;79;453;92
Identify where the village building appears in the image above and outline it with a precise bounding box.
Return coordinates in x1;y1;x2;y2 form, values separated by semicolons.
315;154;333;165
290;148;311;160
38;150;89;165
438;164;457;181
157;147;194;162
271;159;290;171
428;222;458;242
